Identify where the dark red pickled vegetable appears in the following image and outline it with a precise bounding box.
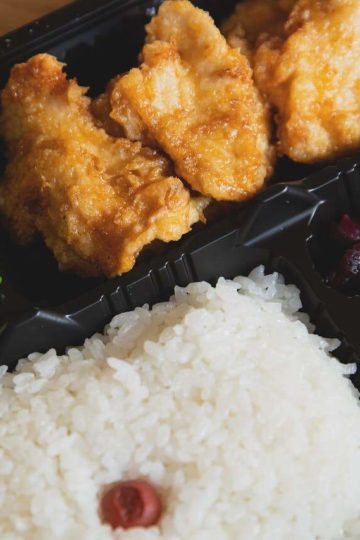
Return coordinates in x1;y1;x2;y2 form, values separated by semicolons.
334;214;360;244
332;241;360;289
100;480;162;530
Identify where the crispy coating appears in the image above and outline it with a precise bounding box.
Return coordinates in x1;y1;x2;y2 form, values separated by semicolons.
254;0;360;163
0;54;204;277
91;76;158;147
91;76;126;139
110;0;274;202
222;0;296;57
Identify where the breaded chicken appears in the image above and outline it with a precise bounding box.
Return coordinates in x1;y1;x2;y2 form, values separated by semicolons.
222;0;296;58
91;76;126;139
0;54;204;277
91;76;158;147
254;0;360;163
109;0;274;202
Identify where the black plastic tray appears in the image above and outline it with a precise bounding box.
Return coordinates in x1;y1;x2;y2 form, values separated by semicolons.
1;0;360;379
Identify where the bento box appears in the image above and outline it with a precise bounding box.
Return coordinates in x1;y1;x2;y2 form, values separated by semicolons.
0;0;359;379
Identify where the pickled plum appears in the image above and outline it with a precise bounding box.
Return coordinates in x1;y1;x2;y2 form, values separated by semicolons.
332;242;360;289
334;214;360;244
329;214;360;291
100;480;162;530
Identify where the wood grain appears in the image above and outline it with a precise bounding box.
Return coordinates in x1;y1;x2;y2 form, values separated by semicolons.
1;0;74;36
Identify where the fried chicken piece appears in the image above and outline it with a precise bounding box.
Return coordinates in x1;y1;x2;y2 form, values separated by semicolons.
91;76;126;139
254;0;360;163
0;54;204;277
109;0;274;202
222;0;296;58
91;76;158;148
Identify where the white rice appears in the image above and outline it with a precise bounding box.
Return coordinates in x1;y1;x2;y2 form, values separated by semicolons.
1;266;360;540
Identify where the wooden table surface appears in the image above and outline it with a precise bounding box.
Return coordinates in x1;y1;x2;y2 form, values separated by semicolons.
1;0;74;36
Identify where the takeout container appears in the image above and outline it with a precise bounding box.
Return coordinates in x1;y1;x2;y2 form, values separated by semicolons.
1;0;360;382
